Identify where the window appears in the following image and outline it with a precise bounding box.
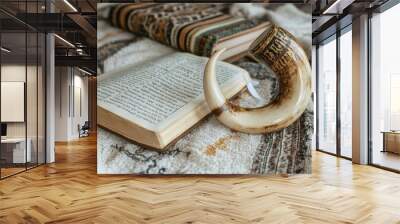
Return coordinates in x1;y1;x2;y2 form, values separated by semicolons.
0;2;46;179
370;3;400;171
317;37;337;154
340;29;352;158
316;26;353;159
390;74;400;130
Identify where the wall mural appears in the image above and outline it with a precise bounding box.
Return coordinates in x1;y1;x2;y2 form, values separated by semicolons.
97;3;313;175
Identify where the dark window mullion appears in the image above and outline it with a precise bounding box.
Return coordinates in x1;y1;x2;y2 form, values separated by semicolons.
336;29;341;157
367;11;373;165
25;0;28;171
316;45;320;151
36;0;39;167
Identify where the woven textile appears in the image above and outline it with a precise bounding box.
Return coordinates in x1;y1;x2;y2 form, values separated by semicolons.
108;3;269;57
97;56;313;174
97;6;313;174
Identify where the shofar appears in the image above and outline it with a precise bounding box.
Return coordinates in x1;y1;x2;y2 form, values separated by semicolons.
203;25;311;134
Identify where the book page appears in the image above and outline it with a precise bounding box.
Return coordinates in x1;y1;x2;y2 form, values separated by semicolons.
98;52;247;129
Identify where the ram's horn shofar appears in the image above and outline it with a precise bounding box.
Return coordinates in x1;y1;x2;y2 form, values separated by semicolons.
203;25;311;134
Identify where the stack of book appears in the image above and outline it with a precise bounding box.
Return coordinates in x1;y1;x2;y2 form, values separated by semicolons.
108;3;270;60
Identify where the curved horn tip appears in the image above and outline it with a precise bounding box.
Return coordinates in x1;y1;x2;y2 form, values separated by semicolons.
204;48;228;111
212;48;226;59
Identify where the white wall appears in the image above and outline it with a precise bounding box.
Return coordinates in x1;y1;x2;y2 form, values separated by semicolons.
72;73;89;138
1;63;47;164
55;66;69;141
54;67;89;141
1;65;39;137
1;66;26;138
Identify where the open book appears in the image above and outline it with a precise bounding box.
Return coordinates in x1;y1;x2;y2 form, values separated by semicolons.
98;52;249;150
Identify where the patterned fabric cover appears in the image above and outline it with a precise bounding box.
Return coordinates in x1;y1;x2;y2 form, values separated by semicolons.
108;3;269;57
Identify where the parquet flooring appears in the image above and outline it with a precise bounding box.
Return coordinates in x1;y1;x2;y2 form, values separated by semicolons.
1;134;400;223
1;167;26;178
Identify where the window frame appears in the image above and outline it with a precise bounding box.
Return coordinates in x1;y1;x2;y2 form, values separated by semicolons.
315;24;353;161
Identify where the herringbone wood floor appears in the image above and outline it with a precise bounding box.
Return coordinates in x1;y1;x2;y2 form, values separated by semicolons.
1;135;400;224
